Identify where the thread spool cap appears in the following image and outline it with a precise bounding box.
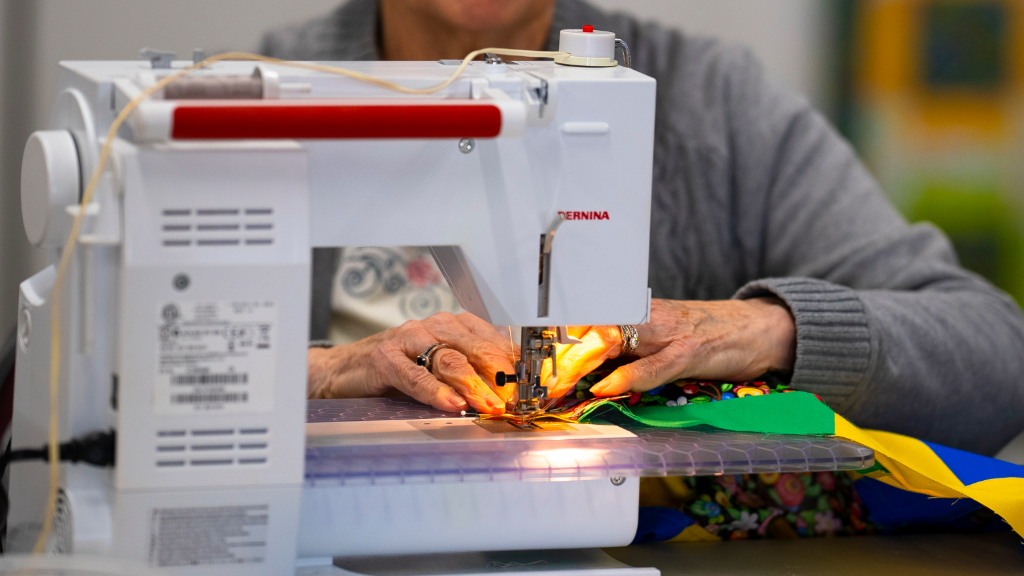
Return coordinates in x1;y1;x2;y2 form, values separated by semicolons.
557;28;617;67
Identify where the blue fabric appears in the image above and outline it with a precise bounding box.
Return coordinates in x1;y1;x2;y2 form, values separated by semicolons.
633;507;695;544
854;477;981;527
922;441;1024;486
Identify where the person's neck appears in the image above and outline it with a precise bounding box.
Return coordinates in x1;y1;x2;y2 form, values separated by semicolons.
378;0;553;61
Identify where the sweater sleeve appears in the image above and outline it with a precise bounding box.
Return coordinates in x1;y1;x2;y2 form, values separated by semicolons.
719;46;1024;455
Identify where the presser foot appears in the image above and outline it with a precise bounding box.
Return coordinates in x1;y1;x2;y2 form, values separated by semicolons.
496;404;543;430
496;326;558;425
510;413;537;430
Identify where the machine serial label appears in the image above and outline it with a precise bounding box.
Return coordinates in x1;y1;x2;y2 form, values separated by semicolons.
155;300;276;414
148;505;268;567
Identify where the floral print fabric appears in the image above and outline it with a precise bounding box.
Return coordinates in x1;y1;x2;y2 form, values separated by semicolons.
662;471;877;540
559;369;803;411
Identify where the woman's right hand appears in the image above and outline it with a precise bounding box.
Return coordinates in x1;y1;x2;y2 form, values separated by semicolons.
307;312;519;414
542;298;796;399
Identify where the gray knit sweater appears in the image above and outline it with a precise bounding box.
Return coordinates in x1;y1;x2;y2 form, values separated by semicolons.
263;0;1024;455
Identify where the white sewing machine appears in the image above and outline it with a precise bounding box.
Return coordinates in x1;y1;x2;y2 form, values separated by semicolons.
9;29;657;574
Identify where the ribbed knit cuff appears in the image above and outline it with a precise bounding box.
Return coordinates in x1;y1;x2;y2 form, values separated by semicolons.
734;277;873;412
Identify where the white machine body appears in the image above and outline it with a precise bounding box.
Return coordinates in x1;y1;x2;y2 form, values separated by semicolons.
10;52;655;574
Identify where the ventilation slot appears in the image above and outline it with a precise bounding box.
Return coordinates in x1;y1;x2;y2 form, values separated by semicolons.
196;239;240;246
161;207;275;248
191;428;234;437
196;209;239;216
191;459;234;466
192;444;233;451
156;445;186;453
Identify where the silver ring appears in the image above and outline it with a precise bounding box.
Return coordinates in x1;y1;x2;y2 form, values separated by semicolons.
619;325;639;356
416;342;451;372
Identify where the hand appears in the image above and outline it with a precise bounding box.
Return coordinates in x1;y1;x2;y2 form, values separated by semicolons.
543;298;796;398
308;312;519;414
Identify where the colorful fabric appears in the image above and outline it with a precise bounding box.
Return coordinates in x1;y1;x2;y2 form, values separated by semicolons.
636;470;879;542
636;473;1006;542
634;507;698;543
835;417;1024;537
577;389;1024;538
559;371;796;409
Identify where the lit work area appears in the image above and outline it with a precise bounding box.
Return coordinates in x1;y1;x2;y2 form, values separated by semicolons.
1;0;1024;574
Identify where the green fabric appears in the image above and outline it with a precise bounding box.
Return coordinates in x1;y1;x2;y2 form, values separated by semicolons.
581;391;836;436
855;460;891;476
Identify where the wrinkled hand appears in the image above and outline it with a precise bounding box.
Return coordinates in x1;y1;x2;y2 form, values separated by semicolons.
308;312;519;414
543;298;796;398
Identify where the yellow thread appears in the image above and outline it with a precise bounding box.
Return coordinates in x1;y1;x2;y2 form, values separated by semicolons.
531;421;576;431
33;47;567;554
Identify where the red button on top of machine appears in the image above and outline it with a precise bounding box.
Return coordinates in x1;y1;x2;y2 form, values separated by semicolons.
582;25;594;33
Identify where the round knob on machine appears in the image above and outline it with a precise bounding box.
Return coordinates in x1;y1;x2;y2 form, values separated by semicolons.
21;130;80;247
556;27;617;67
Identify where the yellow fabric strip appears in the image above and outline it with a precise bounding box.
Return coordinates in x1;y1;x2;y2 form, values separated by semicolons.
834;415;1024;535
668;524;722;543
960;477;1024;530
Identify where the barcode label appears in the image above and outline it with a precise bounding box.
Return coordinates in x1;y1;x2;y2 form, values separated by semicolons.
171;373;248;385
172;392;249;404
156;300;276;414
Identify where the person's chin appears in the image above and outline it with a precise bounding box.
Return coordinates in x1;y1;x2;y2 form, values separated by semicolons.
439;0;549;31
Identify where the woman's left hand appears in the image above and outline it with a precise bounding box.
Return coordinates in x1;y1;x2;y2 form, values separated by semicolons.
542;298;797;398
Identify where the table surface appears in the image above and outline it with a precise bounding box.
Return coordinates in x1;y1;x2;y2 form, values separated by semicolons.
603;532;1024;576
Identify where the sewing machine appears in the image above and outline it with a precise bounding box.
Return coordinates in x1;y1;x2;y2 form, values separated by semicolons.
8;27;664;574
8;28;881;574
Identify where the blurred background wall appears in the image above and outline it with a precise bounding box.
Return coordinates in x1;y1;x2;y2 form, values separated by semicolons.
4;0;1021;340
0;0;830;339
837;0;1024;305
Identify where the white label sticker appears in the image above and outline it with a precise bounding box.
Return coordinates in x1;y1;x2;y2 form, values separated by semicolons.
156;301;276;414
148;505;268;567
